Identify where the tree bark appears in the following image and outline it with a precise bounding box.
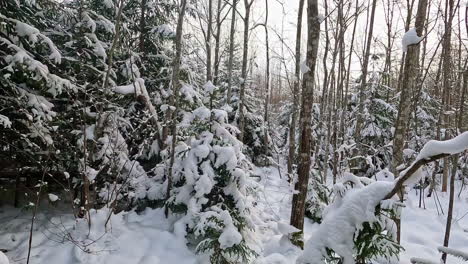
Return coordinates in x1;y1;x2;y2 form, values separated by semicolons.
354;0;377;140
213;0;224;85
441;0;455;193
165;0;188;214
287;0;305;179
441;155;457;263
226;0;238;104
206;0;213;82
238;0;254;142
290;0;320;248
263;0;270;154
391;0;428;173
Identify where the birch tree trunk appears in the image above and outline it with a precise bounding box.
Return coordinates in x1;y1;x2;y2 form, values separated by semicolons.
290;0;320;248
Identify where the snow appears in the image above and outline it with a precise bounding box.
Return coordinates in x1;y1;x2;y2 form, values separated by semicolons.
437;246;468;261
48;193;59;202
1;165;468;264
112;79;145;95
218;221;242;249
417;131;468;160
203;81;216;94
0;208;197;264
375;168;395;182
410;257;439;264
297;181;395;264
15;20;40;42
277;222;300;235
402;28;422;52
86;167;98;182
300;60;310;74
0;115;12;128
0;252;8;264
152;24;175;37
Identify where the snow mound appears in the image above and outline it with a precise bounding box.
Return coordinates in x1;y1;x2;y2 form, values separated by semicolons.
48;193;59;202
0;252;8;264
402;28;422;52
297;181;395;264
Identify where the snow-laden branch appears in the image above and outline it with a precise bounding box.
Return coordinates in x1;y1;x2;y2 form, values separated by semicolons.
410;257;439;264
385;131;468;199
297;132;468;264
438;246;468;261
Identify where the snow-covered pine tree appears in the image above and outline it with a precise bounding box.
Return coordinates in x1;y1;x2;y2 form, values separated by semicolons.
165;82;257;263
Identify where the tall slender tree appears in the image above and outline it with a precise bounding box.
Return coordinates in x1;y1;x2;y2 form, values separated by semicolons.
165;0;188;211
290;0;320;248
287;0;305;179
238;0;255;142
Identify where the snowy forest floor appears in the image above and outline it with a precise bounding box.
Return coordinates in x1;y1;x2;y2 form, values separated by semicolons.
1;165;468;264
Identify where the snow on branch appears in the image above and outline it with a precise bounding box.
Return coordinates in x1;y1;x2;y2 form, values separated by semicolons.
385;131;468;199
410;257;440;264
297;132;468;263
437;246;468;261
0;14;61;63
402;28;423;52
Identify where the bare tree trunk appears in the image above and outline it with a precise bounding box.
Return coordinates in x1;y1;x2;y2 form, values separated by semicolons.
441;154;457;263
354;0;377;140
226;0;238;103
287;0;305;179
290;0;320;248
441;0;455;193
165;0;188;215
314;0;329;182
213;0;224;85
339;0;359;140
138;0;147;53
238;0;254;142
263;0;270;154
103;0;125;90
206;0;213;82
391;0;428;173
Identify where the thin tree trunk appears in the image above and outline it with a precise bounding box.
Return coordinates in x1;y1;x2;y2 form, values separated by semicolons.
339;0;359;141
354;0;377;140
391;0;428;173
290;0;320;248
263;0;270;154
287;0;305;179
238;0;254;142
213;0;223;85
138;0;147;53
103;0;125;90
441;0;455;193
226;0;237;103
441;154;457;263
206;0;213;82
165;0;188;215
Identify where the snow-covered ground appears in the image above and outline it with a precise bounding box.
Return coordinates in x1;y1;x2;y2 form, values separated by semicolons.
1;166;467;264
